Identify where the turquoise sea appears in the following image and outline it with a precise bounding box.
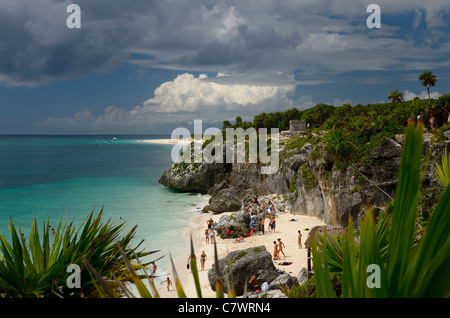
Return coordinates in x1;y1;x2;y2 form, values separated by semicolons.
0;135;207;271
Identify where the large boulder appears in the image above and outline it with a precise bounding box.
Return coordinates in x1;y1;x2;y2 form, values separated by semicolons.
268;273;297;291
208;186;242;213
207;246;278;296
214;210;249;239
214;209;269;239
297;267;309;285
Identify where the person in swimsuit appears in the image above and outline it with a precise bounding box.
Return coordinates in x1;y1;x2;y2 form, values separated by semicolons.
298;230;303;249
271;216;276;233
165;277;172;291
200;251;207;270
273;241;279;260
249;219;255;236
277;238;286;258
151;262;157;276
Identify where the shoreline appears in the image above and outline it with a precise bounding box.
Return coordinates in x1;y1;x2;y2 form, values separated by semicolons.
156;207;326;298
138;138;190;145
138;138;205;145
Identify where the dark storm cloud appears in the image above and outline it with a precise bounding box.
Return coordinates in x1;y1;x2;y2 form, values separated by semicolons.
1;0;450;87
0;0;156;86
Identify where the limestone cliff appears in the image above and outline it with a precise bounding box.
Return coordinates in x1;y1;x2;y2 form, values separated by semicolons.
159;132;449;227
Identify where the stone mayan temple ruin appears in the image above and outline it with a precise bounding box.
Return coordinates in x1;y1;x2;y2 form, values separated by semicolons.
281;120;307;137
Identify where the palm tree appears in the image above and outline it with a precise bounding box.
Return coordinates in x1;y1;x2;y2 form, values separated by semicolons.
388;89;404;104
418;70;437;99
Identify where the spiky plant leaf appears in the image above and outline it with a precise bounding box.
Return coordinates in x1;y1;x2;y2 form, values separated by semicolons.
189;233;202;298
436;146;450;188
311;237;335;298
170;252;187;298
213;234;224;298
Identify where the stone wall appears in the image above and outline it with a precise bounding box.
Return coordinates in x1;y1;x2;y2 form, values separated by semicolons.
289;120;306;131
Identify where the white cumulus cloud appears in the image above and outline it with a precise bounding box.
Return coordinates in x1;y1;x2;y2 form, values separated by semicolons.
38;73;296;133
403;89;441;101
143;73;295;112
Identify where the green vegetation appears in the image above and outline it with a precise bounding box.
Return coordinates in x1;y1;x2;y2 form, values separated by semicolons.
419;70;437;99
0;209;157;298
253;247;263;253
311;123;450;297
220;89;447;175
300;165;316;190
436;146;450;188
388;89;404;104
323;129;358;163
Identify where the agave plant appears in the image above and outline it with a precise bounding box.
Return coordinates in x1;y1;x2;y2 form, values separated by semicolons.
312;122;450;298
436;146;450;188
323;129;359;163
0;209;156;298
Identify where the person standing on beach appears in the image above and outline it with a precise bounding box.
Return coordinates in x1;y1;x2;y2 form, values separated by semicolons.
273;241;279;260
205;228;210;244
260;217;265;234
277;238;286;258
249;219;255;236
166;277;172;291
200;251;207;271
298;230;303;249
151;262;157;276
271;216;276;233
187;255;193;271
209;228;214;244
207;218;214;229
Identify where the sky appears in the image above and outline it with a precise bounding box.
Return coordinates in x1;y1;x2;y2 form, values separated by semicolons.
0;0;449;135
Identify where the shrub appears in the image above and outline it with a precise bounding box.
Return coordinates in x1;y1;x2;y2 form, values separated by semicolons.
312;123;450;297
0;210;155;298
323;129;358;163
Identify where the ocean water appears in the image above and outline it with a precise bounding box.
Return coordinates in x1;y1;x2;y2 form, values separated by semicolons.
0;135;207;271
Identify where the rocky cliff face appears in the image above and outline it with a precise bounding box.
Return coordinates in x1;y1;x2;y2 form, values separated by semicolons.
159;132;449;227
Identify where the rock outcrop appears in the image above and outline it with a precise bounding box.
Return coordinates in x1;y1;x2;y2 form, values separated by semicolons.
207;245;279;296
159;132;450;227
159;161;230;194
214;210;250;239
268;273;298;291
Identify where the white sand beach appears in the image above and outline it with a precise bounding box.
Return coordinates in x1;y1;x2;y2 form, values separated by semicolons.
138;138;207;146
138;138;191;145
156;210;326;298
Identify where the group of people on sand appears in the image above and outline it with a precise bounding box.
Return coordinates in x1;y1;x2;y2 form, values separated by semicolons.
204;217;216;244
187;250;208;271
243;197;292;262
272;238;286;261
243;196;278;237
